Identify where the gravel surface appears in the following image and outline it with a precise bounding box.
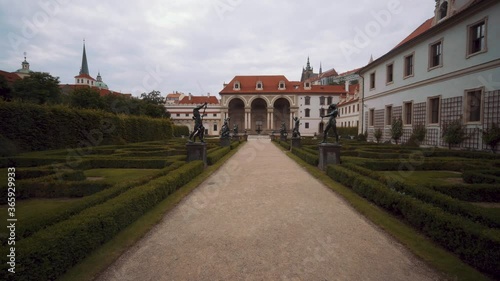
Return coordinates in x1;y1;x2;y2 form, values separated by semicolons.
96;138;444;281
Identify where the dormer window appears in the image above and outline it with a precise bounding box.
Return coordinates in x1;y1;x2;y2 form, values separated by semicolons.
256;81;263;90
278;81;286;90
233;81;240;90
304;82;311;89
439;2;448;20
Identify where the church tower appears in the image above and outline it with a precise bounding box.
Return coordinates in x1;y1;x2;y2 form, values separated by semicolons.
74;40;96;86
14;52;33;78
300;57;318;82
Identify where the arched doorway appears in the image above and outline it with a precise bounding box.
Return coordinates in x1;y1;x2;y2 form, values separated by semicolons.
273;98;291;131
228;98;245;133
251;98;267;134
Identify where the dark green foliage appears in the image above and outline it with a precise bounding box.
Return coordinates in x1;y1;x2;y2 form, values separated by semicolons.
207;147;231;165
462;170;500;184
12;72;61;104
391;118;403;144
482;123;500;153
291;147;319;166
442;119;468;149
69;87;104;109
374;128;383;143
0;75;13;101
356;133;367;142
337;127;358;137
0;101;173;153
173;125;190;137
425;183;500;202
9;161;204;281
327;165;500;276
140;90;165;105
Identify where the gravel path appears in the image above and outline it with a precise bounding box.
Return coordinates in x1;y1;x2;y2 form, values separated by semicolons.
96;138;443;281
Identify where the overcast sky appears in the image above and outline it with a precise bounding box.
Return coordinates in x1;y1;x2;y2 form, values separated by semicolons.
0;0;435;97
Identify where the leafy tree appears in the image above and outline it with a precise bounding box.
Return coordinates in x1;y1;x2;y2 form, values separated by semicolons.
374;128;383;143
70;87;104;109
12;72;61;104
140;90;165;105
0;76;13;101
442;118;468;149
391;117;403;144
482;123;500;153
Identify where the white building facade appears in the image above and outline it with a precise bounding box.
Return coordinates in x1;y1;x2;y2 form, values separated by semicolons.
360;0;500;150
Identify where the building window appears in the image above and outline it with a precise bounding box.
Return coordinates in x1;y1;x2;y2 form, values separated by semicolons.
386;63;394;84
357;104;359;112
305;108;310;117
369;109;375;126
403;102;413;125
319;108;325;117
305;96;310;105
185;113;189;117
327;96;332;105
305;122;309;129
319;96;325;105
213;124;218;131
468;19;486;56
256;81;263;89
465;89;482;123
429;40;443;68
428;97;440;124
305;82;310;88
234;81;240;90
439;2;448;20
279;81;285;89
176;113;180;117
213;114;217;117
369;72;375;89
404;54;414;77
386;105;393;125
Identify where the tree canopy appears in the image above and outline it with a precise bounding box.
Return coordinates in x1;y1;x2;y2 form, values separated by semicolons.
12;72;61;104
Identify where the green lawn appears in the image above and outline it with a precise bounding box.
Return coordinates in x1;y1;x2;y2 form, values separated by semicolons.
381;170;463;185
83;168;159;184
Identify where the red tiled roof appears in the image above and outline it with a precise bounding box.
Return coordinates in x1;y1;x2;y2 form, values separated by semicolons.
179;96;219;105
0;70;21;84
60;84;127;97
167;93;182;98
220;75;347;94
74;73;96;81
393;17;434;49
338;68;362;76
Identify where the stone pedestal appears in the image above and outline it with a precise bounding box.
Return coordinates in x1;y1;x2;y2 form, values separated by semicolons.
291;137;301;148
232;135;240;142
220;138;231;147
243;135;248;141
280;136;288;142
186;142;207;168
318;143;341;171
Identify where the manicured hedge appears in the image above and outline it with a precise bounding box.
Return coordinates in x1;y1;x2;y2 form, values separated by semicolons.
0;101;173;153
462;170;500;184
351;158;477;172
327;165;500;276
291;147;319;166
207;147;231;165
13;161;185;241
84;158;170;169
173;125;189;137
7;161;204;281
425;183;500;202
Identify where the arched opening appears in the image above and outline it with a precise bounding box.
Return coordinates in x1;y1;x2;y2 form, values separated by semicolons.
251;98;267;134
439;2;448;20
228;98;245;133
273;98;291;131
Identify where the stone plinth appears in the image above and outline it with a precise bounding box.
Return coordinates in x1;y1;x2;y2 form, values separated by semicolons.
220;138;231;147
186;142;207;168
318;143;341;171
291;137;301;148
232;135;240;142
280;136;287;142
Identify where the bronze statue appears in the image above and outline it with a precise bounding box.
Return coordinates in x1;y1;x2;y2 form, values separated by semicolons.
221;117;230;139
321;103;339;143
189;102;207;143
280;121;287;138
292;117;301;138
233;124;239;136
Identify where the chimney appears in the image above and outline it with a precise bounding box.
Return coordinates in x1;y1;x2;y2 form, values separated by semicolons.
188;93;192;101
207;92;210;97
345;80;350;92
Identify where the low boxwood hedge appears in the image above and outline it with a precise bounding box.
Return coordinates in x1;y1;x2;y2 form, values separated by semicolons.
6;161;204;281
207;147;230;165
462;170;500;184
291;147;319;166
327;165;500;277
425;183;500;203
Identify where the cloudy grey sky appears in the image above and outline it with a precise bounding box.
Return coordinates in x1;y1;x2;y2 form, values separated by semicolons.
0;0;435;97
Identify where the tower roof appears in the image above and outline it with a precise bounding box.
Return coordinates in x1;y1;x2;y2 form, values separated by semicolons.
80;40;89;75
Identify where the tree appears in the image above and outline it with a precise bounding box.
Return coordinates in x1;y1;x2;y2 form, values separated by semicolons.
12;72;61;104
442;118;468;149
482;123;500;153
140;90;165;105
69;87;104;109
0;76;13;101
390;117;403;144
374;128;383;143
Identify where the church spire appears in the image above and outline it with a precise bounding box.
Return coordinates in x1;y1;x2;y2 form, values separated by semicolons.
319;62;322;74
306;56;311;71
80;39;89;75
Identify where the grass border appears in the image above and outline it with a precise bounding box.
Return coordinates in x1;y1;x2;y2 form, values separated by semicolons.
274;141;492;281
58;142;245;281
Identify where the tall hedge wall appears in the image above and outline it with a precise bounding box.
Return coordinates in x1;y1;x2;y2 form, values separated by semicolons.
0;101;173;153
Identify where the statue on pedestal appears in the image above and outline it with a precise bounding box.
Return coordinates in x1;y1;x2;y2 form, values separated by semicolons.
280;121;287;138
233;124;239;136
292;117;301;138
321;103;340;144
220;117;230;139
189;102;207;143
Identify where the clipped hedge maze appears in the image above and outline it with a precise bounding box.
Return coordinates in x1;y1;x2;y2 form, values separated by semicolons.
275;138;500;278
0;138;243;280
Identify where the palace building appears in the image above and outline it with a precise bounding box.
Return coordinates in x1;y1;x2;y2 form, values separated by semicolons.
219;75;346;136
